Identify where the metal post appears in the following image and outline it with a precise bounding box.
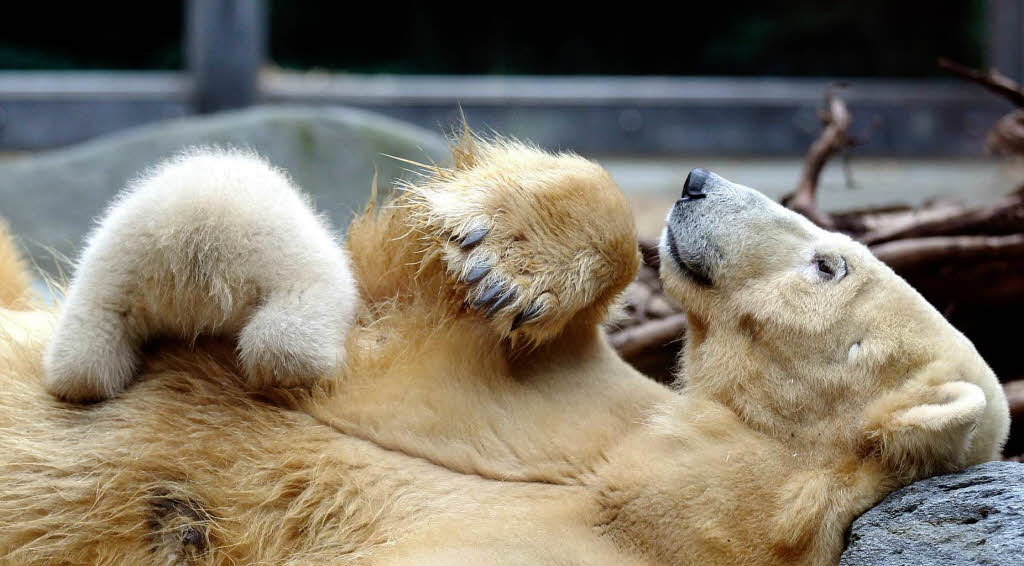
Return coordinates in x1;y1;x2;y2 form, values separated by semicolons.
988;0;1024;81
186;0;266;113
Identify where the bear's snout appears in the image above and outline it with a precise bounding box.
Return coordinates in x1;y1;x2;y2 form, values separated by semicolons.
681;167;710;200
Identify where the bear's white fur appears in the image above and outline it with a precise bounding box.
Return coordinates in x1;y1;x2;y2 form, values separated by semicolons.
43;149;359;401
0;137;1010;565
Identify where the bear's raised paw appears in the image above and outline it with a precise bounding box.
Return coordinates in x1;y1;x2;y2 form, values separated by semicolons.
405;141;640;348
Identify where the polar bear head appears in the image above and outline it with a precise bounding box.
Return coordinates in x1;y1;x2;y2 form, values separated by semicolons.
659;169;1009;479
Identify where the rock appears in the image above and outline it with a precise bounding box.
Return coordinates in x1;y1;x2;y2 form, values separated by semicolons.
839;461;1024;565
0;106;448;275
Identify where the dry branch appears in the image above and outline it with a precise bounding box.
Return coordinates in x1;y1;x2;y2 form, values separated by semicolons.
939;58;1024;156
785;86;854;228
988;110;1024;156
836;201;956;238
639;239;661;268
858;192;1024;245
1006;379;1024;461
870;233;1024;271
609;313;688;359
871;234;1024;312
938;57;1024;108
1007;379;1024;420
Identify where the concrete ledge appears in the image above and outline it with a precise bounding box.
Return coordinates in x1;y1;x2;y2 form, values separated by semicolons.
0;72;193;99
264;73;1013;156
261;73;1005;105
0;72;192;148
0;72;1016;154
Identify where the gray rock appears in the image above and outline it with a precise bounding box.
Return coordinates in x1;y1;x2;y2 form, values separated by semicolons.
0;106;448;274
840;461;1024;565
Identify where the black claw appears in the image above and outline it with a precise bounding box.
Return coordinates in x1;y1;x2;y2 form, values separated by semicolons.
483;286;516;317
511;302;545;330
464;263;490;284
485;288;517;317
460;225;490;249
473;283;505;308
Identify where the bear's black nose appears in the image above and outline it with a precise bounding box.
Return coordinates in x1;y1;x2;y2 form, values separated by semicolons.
682;168;709;200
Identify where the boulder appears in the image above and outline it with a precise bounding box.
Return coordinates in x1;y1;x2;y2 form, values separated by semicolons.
839;461;1024;565
0;106;448;274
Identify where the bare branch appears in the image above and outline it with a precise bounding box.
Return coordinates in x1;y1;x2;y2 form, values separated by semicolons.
609;313;688;359
786;85;859;228
859;193;1024;245
1006;379;1024;420
938;57;1024;107
988;109;1024;156
870;233;1024;271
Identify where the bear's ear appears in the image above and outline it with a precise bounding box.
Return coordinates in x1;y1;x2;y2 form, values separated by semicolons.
862;370;986;480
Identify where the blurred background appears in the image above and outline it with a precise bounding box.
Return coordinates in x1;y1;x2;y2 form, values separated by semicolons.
2;2;1023;232
0;1;1022;456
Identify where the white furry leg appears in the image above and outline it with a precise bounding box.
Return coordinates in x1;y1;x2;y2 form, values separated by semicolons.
44;241;148;401
43;148;360;402
44;304;138;400
238;282;352;388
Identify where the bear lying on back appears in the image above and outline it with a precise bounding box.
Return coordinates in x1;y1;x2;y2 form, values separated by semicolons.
0;135;1009;565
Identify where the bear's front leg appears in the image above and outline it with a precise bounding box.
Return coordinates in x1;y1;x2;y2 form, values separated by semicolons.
403;138;640;348
329;136;665;483
44;149;359;401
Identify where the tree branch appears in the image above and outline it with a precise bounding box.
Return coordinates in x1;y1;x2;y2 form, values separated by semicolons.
988;109;1024;156
609;313;688;359
870;233;1024;271
858;193;1024;245
1006;379;1024;421
938;57;1024;108
786;84;858;228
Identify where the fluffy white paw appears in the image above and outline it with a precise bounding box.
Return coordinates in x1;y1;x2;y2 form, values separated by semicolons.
43;313;138;402
43;149;360;401
237;300;344;389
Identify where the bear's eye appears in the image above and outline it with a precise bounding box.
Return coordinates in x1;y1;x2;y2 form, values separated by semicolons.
812;255;846;282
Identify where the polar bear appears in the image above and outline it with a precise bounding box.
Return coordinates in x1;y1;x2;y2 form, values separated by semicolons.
42;149;359;401
0;135;1009;565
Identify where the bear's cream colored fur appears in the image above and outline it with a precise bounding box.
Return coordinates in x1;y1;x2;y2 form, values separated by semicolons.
0;136;1009;565
0;220;31;310
43;149;359;401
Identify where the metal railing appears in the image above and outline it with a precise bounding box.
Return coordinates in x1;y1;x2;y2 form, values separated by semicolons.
0;0;1020;155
